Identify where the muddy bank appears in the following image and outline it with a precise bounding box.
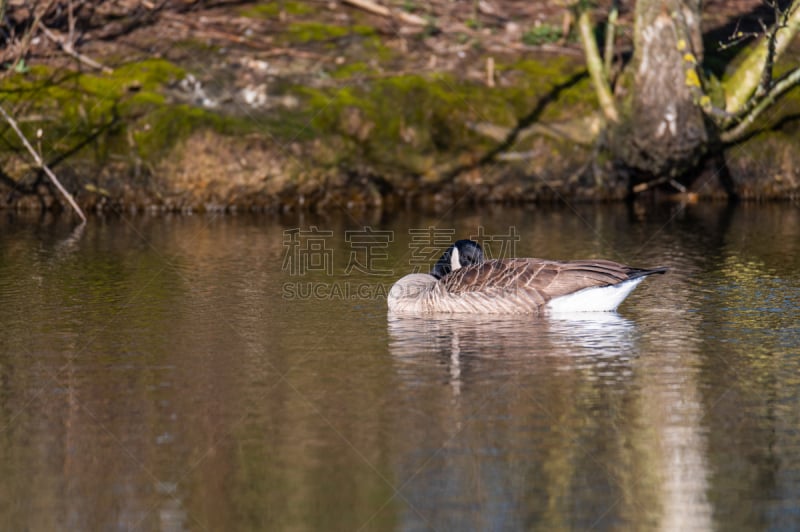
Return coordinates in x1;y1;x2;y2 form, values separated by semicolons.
1;1;799;215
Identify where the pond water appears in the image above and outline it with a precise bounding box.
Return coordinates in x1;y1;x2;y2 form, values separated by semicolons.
0;202;799;531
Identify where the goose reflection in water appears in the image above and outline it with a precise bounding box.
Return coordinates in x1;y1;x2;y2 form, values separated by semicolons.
386;312;712;531
387;312;637;395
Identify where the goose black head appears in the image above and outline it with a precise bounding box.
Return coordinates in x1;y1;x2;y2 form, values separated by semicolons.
431;239;485;279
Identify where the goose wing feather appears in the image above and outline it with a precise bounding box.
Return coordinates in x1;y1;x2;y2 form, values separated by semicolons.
441;258;639;305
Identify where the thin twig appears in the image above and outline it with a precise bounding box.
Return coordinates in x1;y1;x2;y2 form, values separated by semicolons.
723;1;800;113
719;4;795;128
341;0;428;27
631;175;670;194
669;179;687;193
160;11;276;49
40;25;112;73
5;0;57;79
717;17;759;51
0;105;87;222
67;0;75;45
496;149;541;161
755;3;792;101
261;48;322;58
603;0;618;76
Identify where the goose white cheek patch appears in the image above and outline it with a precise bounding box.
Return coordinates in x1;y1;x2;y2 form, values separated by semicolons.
450;246;461;271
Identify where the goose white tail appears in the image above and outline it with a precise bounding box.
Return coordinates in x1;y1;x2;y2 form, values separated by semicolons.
545;278;645;313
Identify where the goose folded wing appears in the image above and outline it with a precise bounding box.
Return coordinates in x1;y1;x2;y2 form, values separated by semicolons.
442;258;634;303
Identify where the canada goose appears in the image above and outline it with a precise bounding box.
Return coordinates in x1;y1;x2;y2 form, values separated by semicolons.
387;239;667;314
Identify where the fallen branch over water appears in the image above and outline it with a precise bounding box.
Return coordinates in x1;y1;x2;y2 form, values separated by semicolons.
0;105;87;222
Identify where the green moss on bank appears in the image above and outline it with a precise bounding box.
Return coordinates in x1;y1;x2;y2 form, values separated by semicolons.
495;58;595;116
0;44;609;211
330;61;375;79
239;1;313;18
0;59;247;170
297;74;500;174
284;22;375;44
294;57;593;177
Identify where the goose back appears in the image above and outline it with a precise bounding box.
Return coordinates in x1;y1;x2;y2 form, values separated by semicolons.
388;253;667;314
444;258;650;293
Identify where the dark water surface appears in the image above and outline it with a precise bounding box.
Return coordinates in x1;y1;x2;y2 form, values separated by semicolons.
1;203;799;531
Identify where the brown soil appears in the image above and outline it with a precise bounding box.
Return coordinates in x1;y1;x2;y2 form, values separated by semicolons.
1;0;798;214
19;1;774;85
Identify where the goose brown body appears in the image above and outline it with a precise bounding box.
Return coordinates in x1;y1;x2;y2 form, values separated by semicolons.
388;257;667;314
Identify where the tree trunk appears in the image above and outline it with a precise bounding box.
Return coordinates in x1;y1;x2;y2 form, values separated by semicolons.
610;0;708;182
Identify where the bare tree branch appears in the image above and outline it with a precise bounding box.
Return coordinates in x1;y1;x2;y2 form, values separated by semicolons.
40;25;112;73
340;0;428;27
723;1;800;113
3;0;57;80
576;8;618;123
0;105;87;222
603;0;619;77
721;66;800;144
